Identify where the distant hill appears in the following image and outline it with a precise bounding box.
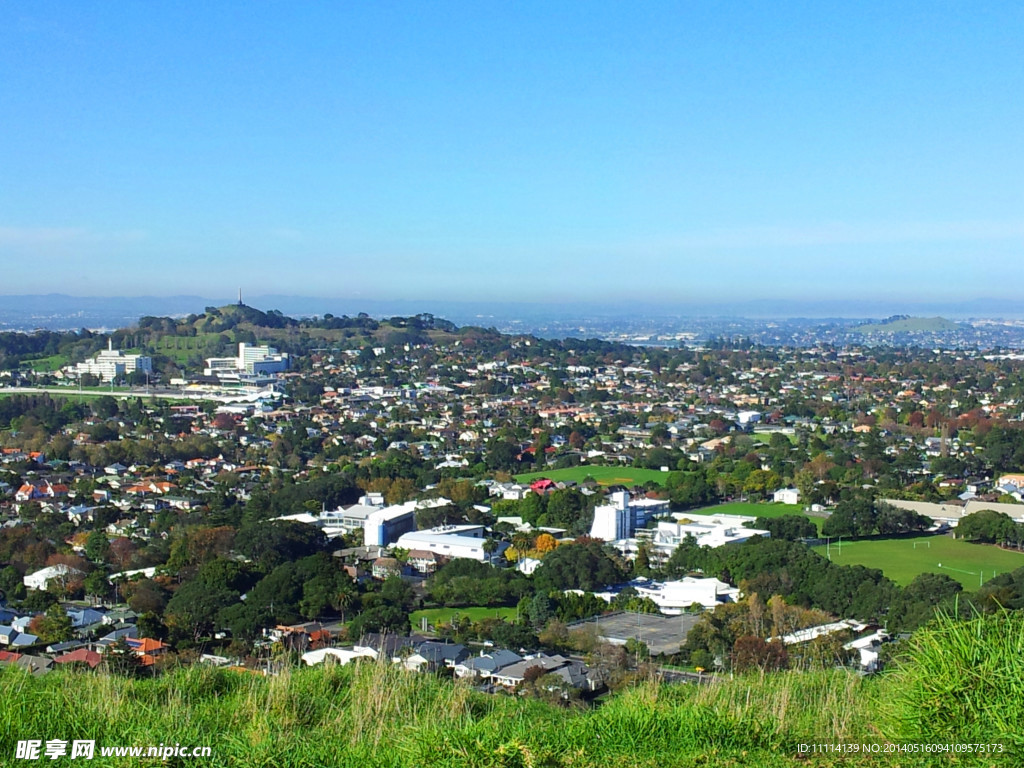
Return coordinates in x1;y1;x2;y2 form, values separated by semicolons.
852;316;960;334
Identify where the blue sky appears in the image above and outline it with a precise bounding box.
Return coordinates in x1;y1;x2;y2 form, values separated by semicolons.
1;2;1022;305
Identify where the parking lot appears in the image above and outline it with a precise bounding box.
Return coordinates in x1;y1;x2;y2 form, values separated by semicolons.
568;611;701;656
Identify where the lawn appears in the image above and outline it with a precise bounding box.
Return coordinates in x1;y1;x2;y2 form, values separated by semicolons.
22;354;69;372
410;605;517;631
515;465;671;487
811;534;1024;588
687;501;824;532
145;333;228;364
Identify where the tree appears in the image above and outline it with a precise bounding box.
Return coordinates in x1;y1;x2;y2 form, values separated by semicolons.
750;515;817;541
165;580;240;643
887;572;962;632
108;537;138;571
528;594;555;629
533;542;627;593
83;570;110;603
534;533;558;553
875;504;932;535
732;635;788;672
85;530;110;564
821;495;877;538
104;637;143;678
235;521;327;569
742;469;781;499
956;510;1019;546
29;604;72;644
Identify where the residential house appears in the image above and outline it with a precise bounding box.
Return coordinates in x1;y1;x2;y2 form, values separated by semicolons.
453;649;523;681
772;488;800;505
402;641;469;673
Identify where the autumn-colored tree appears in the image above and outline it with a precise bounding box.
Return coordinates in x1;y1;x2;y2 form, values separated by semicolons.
806;453;835;482
108;537;139;571
29;604;73;644
211;412;236;431
534;533;558;553
732;635;788;672
385;477;417;505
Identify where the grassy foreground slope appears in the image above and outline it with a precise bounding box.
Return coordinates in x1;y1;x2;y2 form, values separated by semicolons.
1;612;1020;767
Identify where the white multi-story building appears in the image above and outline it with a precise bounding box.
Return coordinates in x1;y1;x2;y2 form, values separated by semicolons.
362;498;454;547
205;343;290;378
66;340;152;382
589;491;671;542
613;512;770;564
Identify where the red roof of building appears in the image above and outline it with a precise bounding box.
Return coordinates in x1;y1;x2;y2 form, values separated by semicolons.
54;649;104;669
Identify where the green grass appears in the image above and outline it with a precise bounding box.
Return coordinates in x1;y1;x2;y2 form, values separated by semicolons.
2;614;1020;767
687;502;825;533
22;354;70;372
410;606;517;630
854;316;958;334
0;389;125;402
812;534;1024;588
515;466;671;487
883;608;1024;752
137;333;230;364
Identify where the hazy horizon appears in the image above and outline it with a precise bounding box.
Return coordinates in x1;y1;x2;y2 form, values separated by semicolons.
1;291;1023;325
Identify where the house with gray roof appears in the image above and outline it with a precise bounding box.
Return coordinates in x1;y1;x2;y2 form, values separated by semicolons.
453;649;523;680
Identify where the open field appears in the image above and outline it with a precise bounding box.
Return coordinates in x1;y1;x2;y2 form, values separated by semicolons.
687;501;824;532
515;465;670;486
410;605;517;630
812;534;1024;588
22;354;70;372
144;333;229;363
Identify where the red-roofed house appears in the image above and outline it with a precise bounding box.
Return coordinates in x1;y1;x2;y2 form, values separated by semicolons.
54;648;104;669
530;478;556;494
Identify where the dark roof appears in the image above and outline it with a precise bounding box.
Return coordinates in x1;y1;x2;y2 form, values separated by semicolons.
462;649;523;673
415;641;468;664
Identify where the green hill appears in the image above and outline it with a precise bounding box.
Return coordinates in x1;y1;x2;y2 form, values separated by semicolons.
853;316;959;334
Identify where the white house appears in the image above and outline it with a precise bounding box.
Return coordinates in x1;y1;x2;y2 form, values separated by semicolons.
23;564;85;591
772;488;800;505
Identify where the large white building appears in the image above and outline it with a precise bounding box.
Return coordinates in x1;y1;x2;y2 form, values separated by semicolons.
362;498;453;547
395;524;506;563
589;491;671;541
66;340;152;383
205;343;290;378
613;512;770;564
592;576;741;612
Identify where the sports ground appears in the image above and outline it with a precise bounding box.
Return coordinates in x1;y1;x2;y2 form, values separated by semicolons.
811;534;1024;588
515;466;671;486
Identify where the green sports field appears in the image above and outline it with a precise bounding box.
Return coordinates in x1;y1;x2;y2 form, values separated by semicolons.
514;465;670;486
410;606;517;631
689;502;824;532
812;534;1024;588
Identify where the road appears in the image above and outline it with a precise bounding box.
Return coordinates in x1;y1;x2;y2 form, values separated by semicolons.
0;385;215;401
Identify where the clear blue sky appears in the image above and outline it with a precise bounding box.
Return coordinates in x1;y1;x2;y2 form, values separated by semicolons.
1;2;1022;305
